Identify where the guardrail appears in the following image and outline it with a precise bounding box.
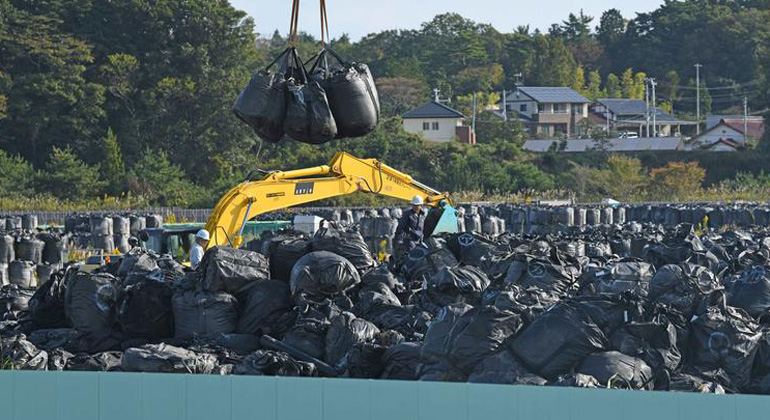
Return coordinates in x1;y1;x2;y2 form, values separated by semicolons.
0;371;768;420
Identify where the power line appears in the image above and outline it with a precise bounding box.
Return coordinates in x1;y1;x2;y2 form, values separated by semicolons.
656;79;762;91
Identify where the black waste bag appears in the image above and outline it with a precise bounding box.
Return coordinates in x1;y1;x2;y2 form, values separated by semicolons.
425;266;490;307
353;284;401;319
505;252;579;297
171;290;238;338
361;264;399;291
449;233;501;267
0;284;35;313
420;303;473;363
235;349;317;377
264;234;310;282
509;297;640;379
38;233;64;265
311;226;375;273
402;246;459;283
64;272;119;343
649;263;721;317
312;49;380;138
236;280;292;336
690;294;762;391
283;49;337;144
290;251;361;297
117;277;174;339
0;335;48;370
28;328;79;350
369;305;431;339
282;318;328;360
381;342;422;380
324;311;380;367
579;260;655;299
447;306;522;374
122;343;218;374
577;351;654;390
233;47;291;143
610;315;682;373
200;247;270;294
468;350;532;385
15;235;44;264
728;266;770;318
117;249;160;279
345;342;387;378
9;260;36;288
66;351;123;371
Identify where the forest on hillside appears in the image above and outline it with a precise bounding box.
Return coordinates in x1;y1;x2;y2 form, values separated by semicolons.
1;0;769;209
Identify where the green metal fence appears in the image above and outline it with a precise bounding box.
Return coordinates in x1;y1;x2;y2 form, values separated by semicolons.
1;371;769;420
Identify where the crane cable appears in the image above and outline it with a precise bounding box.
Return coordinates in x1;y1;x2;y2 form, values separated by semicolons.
289;0;300;45
320;0;331;46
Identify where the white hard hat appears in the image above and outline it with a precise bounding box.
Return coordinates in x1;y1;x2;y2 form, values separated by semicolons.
411;196;424;206
196;229;210;241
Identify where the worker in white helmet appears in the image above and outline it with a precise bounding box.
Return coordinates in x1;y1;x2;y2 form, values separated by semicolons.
395;195;426;253
190;229;210;269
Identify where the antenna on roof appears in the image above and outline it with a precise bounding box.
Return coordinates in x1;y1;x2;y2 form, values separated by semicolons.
433;88;441;102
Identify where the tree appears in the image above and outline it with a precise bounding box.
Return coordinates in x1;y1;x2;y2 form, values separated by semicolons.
38;147;106;201
664;70;681;107
587;155;649;200
597;9;626;48
587;70;603;99
473;111;526;145
0;150;35;198
621;69;636;98
650;161;706;200
606;73;622;98
529;35;577;86
129;150;192;207
571;66;587;96
101;128;126;196
376;77;430;117
452;64;505;95
632;72;647;99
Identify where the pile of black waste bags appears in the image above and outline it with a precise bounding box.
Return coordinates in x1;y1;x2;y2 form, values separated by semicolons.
7;219;770;396
234;47;380;145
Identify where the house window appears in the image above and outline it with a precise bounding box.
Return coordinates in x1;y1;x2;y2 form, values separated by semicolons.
538;104;546;113
553;104;567;114
423;122;430;130
432;122;440;130
520;104;527;112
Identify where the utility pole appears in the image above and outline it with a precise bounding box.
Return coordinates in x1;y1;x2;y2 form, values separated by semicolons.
695;63;703;135
472;92;477;134
644;79;650;137
744;96;748;145
502;89;507;122
650;78;657;137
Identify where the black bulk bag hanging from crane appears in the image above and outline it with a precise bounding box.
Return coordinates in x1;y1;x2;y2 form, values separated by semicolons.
232;48;291;143
308;2;380;138
311;49;380;138
282;48;338;144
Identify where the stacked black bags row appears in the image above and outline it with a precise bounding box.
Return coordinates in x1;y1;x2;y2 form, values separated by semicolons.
234;47;380;145
5;215;770;396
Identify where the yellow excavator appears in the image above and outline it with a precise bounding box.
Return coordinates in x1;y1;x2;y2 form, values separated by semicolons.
203;152;458;250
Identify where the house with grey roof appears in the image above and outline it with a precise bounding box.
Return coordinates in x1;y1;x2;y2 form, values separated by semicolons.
590;99;698;137
500;87;590;138
402;101;473;143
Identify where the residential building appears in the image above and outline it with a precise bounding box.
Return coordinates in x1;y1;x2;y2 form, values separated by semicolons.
685;119;747;152
523;137;684;153
590;99;697;137
402;101;467;142
706;115;765;141
500;87;590;138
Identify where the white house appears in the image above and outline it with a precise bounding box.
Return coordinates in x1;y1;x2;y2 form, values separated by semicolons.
402;101;466;142
685;119;746;152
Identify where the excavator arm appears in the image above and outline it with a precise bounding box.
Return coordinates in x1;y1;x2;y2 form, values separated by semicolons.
204;152;457;248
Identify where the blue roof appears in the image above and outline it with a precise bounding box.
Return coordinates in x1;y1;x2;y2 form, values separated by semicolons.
402;101;465;119
507;87;590;104
596;99;678;122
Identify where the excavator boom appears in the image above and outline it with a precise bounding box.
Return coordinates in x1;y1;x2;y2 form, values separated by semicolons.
205;152;456;248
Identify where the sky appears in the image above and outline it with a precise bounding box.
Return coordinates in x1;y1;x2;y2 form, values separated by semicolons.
231;0;665;40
